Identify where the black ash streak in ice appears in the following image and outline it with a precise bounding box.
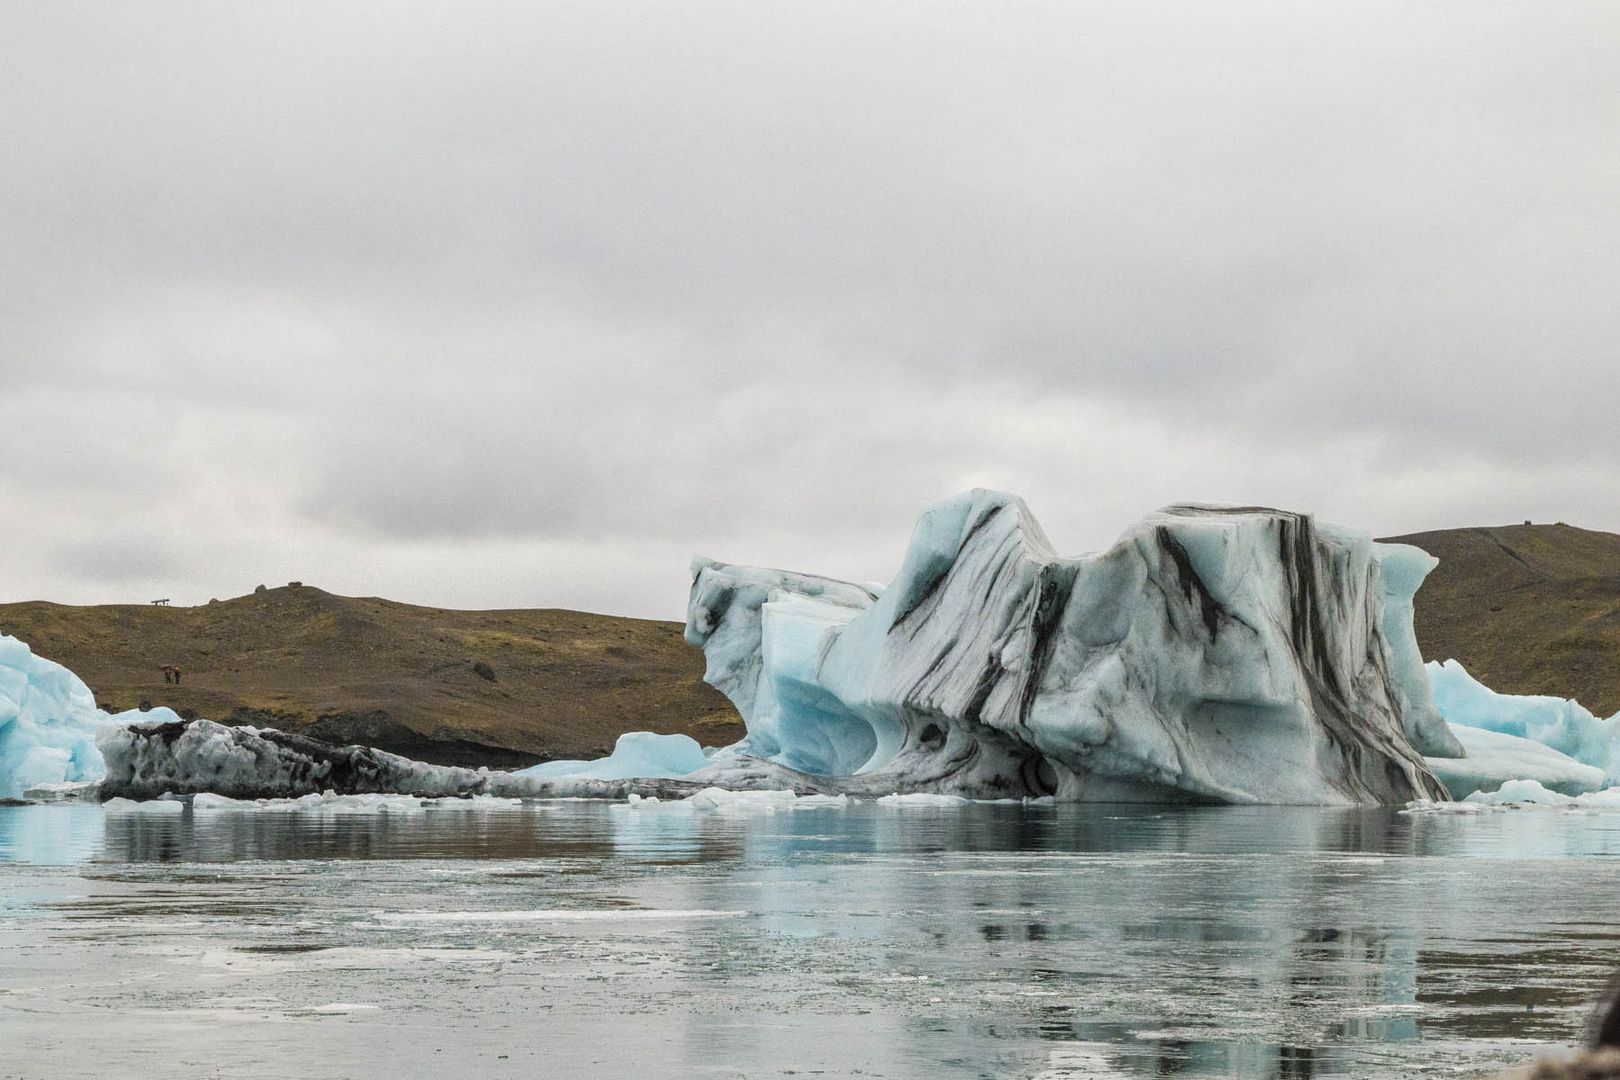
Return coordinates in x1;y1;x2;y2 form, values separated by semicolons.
98;491;1462;805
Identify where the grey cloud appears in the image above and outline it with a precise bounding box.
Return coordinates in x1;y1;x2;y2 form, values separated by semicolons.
2;2;1619;617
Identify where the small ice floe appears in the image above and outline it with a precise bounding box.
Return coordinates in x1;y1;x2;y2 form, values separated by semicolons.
875;793;971;807
101;796;185;813
624;787;849;812
516;731;710;781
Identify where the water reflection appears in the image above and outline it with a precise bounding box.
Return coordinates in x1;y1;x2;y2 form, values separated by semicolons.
3;800;1618;1078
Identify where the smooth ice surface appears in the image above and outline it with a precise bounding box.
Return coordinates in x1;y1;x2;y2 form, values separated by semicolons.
6;801;1620;1078
687;492;1455;805
1425;723;1606;799
0;634;111;799
1428;659;1620;781
514;731;710;780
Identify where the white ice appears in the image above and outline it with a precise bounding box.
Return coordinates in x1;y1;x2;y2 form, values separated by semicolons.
0;633;112;799
1427;659;1620;781
515;731;710;781
1424;723;1605;799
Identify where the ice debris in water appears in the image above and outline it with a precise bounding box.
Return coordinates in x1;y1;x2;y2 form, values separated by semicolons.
0;633;112;799
1406;779;1620;813
875;793;972;807
626;787;849;811
104;791;530;813
515;732;710;781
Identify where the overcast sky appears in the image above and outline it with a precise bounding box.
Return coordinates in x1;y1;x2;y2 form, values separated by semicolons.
3;2;1617;619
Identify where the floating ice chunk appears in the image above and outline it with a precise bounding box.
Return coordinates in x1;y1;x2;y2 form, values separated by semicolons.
875;793;971;807
515;731;710;781
1428;659;1620;780
689;786;801;811
191;792;253;811
1465;779;1575;806
1424;723;1606;799
102;796;185;813
0;633;113;799
1400;798;1491;815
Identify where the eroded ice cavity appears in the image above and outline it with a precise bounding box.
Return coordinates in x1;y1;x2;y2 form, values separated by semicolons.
0;633;110;799
684;491;1459;805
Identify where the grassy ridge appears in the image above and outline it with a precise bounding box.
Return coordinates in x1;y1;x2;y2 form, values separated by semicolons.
1382;523;1620;716
0;584;743;767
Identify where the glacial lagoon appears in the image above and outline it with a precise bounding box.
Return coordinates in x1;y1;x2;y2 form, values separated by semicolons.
4;800;1620;1079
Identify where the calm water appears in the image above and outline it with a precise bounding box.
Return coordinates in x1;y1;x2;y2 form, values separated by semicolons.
4;799;1620;1079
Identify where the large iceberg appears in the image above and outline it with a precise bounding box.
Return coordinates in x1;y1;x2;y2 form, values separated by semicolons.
682;491;1457;805
0;633;110;799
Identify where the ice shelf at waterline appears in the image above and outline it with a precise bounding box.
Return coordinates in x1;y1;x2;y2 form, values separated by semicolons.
682;491;1460;805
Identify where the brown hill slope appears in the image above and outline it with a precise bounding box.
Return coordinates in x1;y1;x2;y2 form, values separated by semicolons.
0;585;742;767
1381;523;1620;716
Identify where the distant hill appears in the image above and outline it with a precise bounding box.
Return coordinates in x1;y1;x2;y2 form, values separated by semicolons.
1382;523;1620;717
0;585;743;767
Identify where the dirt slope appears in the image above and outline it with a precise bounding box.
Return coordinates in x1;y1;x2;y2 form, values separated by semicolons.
0;585;742;767
1381;523;1620;716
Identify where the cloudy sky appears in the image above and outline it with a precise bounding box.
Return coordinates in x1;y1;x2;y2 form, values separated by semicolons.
3;2;1617;619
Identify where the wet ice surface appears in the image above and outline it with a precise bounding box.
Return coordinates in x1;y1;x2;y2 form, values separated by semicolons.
5;802;1620;1079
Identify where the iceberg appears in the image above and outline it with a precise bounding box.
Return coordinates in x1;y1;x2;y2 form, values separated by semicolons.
1427;659;1620;781
96;716;791;802
97;716;492;800
514;732;710;781
683;491;1456;805
1424;723;1605;799
0;633;111;799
